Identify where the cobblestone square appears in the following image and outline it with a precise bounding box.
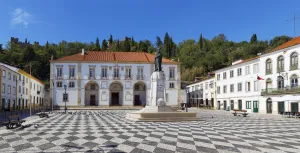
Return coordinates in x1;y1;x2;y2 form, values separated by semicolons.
1;110;300;153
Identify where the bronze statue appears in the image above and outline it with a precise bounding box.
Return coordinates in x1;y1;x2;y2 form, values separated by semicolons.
155;47;162;71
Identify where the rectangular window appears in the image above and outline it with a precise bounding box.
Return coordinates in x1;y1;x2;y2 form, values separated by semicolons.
2;70;6;78
69;81;75;88
254;81;258;91
56;82;62;87
246;101;251;109
223;85;227;93
230;84;234;92
114;67;119;78
169;68;175;79
19;85;21;93
19;75;21;81
217;74;220;80
101;67;107;78
137;68;144;79
13;75;15;81
169;82;174;88
223;72;227;79
30;82;32;89
209;82;213;88
26;78;28;83
237;68;242;76
230;70;234;78
89;67;95;78
69;67;75;77
238;83;242;91
22;87;25;94
217;86;220;94
245;66;250;75
246;82;250;92
13;87;15;95
8;72;11;80
2;84;5;93
166;93;169;102
34;84;35;90
57;67;62;77
8;85;11;94
125;68;131;79
26;88;28;95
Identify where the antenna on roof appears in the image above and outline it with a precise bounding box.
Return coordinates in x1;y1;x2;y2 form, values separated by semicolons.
286;13;300;38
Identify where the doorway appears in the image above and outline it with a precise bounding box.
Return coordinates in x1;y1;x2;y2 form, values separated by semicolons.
223;101;227;110
267;98;272;114
253;101;259;113
218;101;220;110
238;100;242;110
134;95;141;105
291;102;299;112
230;100;234;110
278;102;285;113
111;92;119;106
90;95;96;106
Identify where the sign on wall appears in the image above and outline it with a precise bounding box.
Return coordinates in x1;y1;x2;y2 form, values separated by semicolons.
125;94;131;101
101;94;107;101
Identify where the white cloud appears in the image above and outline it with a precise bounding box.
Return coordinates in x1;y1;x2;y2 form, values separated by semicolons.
10;8;31;28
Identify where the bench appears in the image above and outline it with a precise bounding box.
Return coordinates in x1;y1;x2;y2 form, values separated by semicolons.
232;110;248;117
36;111;49;118
2;115;26;129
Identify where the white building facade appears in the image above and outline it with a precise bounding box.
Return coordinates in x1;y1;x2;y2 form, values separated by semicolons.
214;58;261;113
0;63;45;112
186;78;214;107
50;51;181;108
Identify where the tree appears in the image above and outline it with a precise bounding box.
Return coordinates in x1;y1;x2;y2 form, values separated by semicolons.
108;34;113;47
163;32;172;58
23;45;35;62
250;34;257;44
116;39;120;51
102;39;108;51
95;37;101;51
155;36;163;48
198;33;203;50
122;37;131;51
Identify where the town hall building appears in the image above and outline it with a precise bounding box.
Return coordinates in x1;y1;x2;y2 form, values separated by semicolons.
50;50;181;108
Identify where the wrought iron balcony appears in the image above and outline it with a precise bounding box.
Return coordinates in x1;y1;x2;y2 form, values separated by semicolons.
113;75;120;80
125;75;132;80
56;75;64;80
136;75;144;80
89;76;95;80
261;86;300;96
69;76;76;80
277;67;284;73
265;69;272;75
290;64;298;71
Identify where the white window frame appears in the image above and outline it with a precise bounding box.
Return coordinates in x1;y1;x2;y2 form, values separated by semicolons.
101;67;108;78
230;84;234;92
8;85;11;94
2;70;6;78
254;80;258;91
57;67;63;77
237;68;242;76
169;82;175;88
238;82;242;92
217;74;220;80
245;66;250;75
223;72;227;79
169;68;175;79
217;86;220;94
69;67;75;77
114;67;120;78
56;81;62;88
69;81;75;88
2;84;5;93
223;85;227;93
230;70;234;78
125;67;132;78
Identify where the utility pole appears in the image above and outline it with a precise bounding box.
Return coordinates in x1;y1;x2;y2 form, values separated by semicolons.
287;13;300;38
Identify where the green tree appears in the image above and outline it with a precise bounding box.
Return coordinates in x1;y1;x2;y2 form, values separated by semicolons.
102;39;108;51
250;34;257;44
198;33;203;50
122;37;131;51
155;36;163;48
95;37;101;51
108;34;113;47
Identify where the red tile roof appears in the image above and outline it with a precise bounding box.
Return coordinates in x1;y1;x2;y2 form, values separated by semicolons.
268;36;300;53
51;51;178;64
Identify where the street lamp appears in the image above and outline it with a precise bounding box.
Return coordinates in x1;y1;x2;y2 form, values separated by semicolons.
64;85;67;114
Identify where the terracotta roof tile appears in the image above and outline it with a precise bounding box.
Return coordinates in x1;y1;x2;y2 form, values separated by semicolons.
51;51;178;64
269;36;300;53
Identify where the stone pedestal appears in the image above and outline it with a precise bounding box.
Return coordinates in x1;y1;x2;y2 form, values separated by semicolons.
150;71;165;106
126;71;200;122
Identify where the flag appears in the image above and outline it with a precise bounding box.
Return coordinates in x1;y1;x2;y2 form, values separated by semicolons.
257;76;264;80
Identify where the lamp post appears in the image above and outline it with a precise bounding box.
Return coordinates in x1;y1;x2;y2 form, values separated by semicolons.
64;85;67;114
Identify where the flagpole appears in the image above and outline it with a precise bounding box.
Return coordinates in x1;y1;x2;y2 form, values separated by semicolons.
29;63;32;116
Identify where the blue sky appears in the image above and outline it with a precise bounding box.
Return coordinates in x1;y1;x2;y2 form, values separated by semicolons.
0;0;299;45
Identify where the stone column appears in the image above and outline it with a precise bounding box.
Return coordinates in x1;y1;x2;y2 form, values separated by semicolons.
150;71;165;106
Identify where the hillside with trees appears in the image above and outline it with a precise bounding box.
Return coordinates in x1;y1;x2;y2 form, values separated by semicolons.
0;33;292;85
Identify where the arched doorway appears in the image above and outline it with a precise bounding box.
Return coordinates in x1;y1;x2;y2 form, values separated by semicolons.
85;82;99;106
133;82;146;106
267;98;272;114
109;82;123;106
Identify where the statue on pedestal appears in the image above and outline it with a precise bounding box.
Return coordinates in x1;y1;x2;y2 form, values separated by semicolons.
155;47;162;72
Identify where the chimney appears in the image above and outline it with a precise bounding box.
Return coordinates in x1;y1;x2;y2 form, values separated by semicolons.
81;48;85;55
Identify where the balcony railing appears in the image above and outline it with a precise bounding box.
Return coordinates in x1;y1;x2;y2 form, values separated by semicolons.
168;77;175;81
277;67;284;73
101;76;108;80
89;76;95;80
290;64;298;71
136;75;144;80
56;75;63;80
261;86;300;96
265;69;272;75
113;75;120;80
69;76;76;80
125;75;132;80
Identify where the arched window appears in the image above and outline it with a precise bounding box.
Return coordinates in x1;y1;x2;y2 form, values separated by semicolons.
290;52;298;70
290;74;298;88
277;56;284;72
266;59;272;75
277;76;284;89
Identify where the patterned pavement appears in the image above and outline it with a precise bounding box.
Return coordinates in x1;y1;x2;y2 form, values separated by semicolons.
0;110;300;153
